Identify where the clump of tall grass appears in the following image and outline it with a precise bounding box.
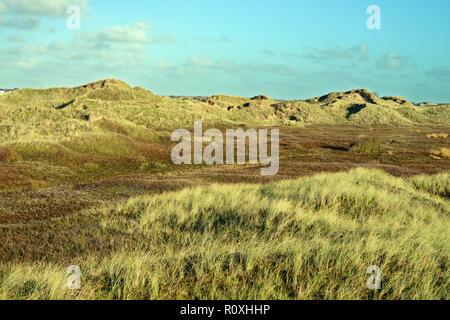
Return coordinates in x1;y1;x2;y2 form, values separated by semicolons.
410;173;450;198
350;136;385;153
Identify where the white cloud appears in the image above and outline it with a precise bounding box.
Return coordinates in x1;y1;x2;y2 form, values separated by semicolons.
79;22;174;44
1;57;41;70
152;59;176;70
377;52;409;70
92;22;150;43
0;21;161;72
245;61;302;76
426;66;450;82
0;16;39;30
6;34;27;43
262;50;276;56
357;44;369;61
302;44;369;62
2;43;47;55
1;0;89;18
186;55;235;70
192;33;231;43
153;55;303;80
0;0;90;30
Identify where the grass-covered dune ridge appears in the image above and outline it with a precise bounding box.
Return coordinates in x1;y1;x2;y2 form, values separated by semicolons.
1;79;449;146
1;169;448;299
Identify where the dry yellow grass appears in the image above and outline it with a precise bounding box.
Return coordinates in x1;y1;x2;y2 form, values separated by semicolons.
426;133;448;139
430;147;450;159
0;169;449;300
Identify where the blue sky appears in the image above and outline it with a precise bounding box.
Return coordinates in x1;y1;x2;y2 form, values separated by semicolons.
1;0;449;102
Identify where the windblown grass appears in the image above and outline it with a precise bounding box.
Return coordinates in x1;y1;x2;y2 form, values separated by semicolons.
410;173;450;198
0;169;448;300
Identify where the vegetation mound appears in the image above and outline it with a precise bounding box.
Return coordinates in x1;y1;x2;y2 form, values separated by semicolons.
381;96;411;105
306;89;379;105
75;79;132;91
251;95;271;101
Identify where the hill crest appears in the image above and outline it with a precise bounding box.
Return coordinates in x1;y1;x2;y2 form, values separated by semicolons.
75;79;132;91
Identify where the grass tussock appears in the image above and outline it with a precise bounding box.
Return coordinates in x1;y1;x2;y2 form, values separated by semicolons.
0;169;448;300
350;137;385;153
410;173;450;198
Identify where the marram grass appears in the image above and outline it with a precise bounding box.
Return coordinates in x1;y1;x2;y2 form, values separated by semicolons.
0;168;448;300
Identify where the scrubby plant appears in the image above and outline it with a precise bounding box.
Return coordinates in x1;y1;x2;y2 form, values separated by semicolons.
351;137;385;153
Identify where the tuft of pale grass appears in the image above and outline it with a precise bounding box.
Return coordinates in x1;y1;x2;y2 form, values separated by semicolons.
429;148;450;159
